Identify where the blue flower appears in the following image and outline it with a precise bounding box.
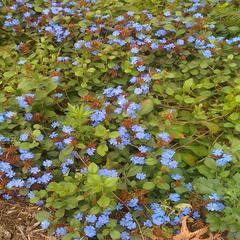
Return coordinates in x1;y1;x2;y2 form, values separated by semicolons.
120;213;136;230
7;178;24;188
158;132;171;142
127;11;134;16
171;174;183;181
20;133;29;141
98;169;118;177
169;193;180;202
41;220;50;230
24;113;32;121
151;42;159;49
55;227;67;237
25;177;36;188
103;86;123;98
36;134;44;142
131;47;139;54
116;15;124;22
136;173;146;180
193;13;203;18
160;149;178;169
206;202;225;212
177;39;184;45
16;96;29;109
18;60;27;65
74;40;85;49
127;198;139;208
121;231;131;240
212;148;223;157
51;121;60;128
151;203;170;225
95;214;110;228
87;147;96;156
185;183;193;191
164;10;171;16
116;203;123;210
84;226;96;237
4;111;14;119
131;155;145;165
137;65;146;72
130;56;140;65
155;29;167;37
19;149;34;161
188;36;195;43
181;207;191;215
30;167;40;174
202;49;212;58
127;103;141;118
138;145;151;153
27;191;35;199
216;154;232;166
209;193;221;201
62;126;74;134
86;214;97;223
43;160;52;168
91;109;106;126
37;173;53;184
74;212;83;221
192;211;200;219
144;220;153;227
49;132;58;139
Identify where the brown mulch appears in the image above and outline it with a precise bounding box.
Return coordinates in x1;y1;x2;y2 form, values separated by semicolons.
0;200;56;240
0;200;228;240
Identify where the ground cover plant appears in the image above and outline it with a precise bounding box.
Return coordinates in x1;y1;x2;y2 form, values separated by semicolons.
0;0;240;239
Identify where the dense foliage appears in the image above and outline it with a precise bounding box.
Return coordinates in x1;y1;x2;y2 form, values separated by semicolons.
0;0;240;239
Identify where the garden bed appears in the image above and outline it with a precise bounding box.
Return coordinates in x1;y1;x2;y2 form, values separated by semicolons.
1;0;240;239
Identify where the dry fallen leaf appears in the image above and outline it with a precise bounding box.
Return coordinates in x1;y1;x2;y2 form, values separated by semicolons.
172;216;222;240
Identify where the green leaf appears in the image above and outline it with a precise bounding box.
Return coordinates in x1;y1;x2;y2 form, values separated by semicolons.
201;121;220;134
235;95;240;103
55;208;65;218
140;99;154;115
127;166;142;177
110;230;121;239
104;177;118;188
97;195;110;208
197;165;213;178
143;182;155;190
166;87;174;95
62;232;80;240
176;152;197;166
146;158;158;166
90;206;101;215
109;131;120;138
204;158;217;169
87;174;102;186
183;78;194;92
3;71;15;79
234;124;240;132
193;178;223;195
158;182;170;190
0;93;6;103
97;143;108;156
95;124;108;137
88;163;99;174
185;145;208;157
59;145;74;162
35;211;50;222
